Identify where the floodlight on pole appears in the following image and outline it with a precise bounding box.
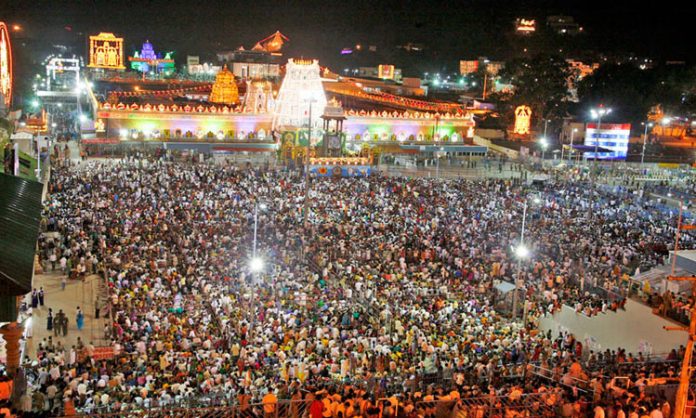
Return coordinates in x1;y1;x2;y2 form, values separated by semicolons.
512;200;530;320
567;128;578;162
515;244;530;259
641;121;654;165
589;106;612;163
250;257;264;273
539;137;548;161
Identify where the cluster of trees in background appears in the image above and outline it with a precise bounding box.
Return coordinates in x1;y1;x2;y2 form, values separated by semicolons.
485;54;696;136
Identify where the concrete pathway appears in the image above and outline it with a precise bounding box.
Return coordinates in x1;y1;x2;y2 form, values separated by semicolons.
22;269;107;361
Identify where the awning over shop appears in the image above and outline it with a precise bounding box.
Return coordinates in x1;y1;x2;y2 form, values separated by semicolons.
494;280;516;294
0;173;43;297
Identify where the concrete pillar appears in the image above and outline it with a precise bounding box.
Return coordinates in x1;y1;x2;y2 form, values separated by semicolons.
0;322;23;376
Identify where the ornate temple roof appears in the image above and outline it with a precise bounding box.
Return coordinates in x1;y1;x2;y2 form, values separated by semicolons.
209;65;239;105
258;31;288;53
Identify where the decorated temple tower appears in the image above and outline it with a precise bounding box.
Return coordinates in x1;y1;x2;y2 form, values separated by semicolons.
272;59;326;133
209;65;239;105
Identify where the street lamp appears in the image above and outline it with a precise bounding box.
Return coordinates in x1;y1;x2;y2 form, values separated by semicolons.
435;146;444;178
641;122;654;165
515;243;530;259
539;137;548;163
250;257;264;273
512;200;530;319
589;106;612;166
567;128;578;163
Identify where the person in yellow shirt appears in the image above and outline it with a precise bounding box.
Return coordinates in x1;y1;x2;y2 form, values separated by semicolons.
322;393;334;418
335;400;347;418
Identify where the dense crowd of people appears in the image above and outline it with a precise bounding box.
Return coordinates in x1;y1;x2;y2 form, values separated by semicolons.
14;158;696;417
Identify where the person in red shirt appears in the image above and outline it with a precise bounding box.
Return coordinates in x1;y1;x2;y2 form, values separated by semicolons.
310;395;324;418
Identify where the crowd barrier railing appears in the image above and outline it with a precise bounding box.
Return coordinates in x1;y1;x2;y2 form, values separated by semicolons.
69;398;312;418
415;393;558;418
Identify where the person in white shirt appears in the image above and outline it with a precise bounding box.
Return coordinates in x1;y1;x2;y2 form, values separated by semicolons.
650;405;664;418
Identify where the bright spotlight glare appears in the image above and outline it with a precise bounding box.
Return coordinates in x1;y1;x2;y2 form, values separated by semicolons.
515;244;530;259
250;257;264;272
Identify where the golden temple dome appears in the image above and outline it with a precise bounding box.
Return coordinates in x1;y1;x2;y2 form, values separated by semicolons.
209;65;239;105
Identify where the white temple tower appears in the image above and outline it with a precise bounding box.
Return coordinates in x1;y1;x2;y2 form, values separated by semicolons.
242;79;274;114
272;59;327;133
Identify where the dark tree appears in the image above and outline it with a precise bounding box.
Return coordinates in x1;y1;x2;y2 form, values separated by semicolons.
492;54;573;131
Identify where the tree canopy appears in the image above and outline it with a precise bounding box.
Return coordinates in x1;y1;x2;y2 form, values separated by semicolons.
490;54;573;130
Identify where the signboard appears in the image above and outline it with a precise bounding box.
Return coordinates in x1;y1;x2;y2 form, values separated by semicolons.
459;60;479;75
516;19;536;33
378;65;395;80
584;123;631;160
87;32;125;69
513;105;532;135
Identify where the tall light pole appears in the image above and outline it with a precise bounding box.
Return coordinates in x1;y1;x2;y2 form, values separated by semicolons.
589;106;611;170
249;201;267;334
567;128;578;163
512;201;530;319
539;137;548;164
252;201;268;260
303;97;317;231
589;106;611;220
641;121;654;165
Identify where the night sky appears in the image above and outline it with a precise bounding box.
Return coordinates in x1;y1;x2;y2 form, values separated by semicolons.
2;0;695;71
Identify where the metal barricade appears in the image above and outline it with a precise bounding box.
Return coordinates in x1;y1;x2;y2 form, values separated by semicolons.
70;399;313;418
416;393;557;418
